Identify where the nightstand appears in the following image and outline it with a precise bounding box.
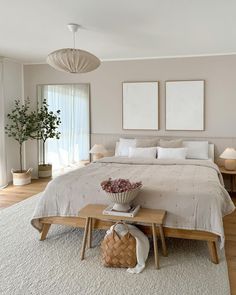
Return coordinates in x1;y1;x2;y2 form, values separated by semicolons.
219;167;236;193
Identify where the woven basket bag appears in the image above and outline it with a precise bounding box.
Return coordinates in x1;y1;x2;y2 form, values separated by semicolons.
101;222;137;268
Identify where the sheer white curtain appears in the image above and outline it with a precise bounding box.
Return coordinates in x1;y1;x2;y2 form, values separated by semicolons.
0;60;7;188
38;84;90;170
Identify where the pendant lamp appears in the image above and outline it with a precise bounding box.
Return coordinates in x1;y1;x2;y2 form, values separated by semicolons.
47;23;100;74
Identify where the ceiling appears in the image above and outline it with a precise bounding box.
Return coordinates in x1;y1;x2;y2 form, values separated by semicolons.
1;0;236;64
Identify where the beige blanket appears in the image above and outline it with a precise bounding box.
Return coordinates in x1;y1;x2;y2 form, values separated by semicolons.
31;157;235;248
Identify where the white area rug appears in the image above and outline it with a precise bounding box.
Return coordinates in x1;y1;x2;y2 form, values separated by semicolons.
0;195;230;295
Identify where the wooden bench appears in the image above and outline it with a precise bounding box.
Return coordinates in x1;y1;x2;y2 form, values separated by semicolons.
78;204;167;269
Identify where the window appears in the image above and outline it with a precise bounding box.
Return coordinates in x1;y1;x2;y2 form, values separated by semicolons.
37;84;90;171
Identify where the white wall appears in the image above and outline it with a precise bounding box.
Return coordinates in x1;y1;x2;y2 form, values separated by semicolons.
3;59;24;182
24;55;236;175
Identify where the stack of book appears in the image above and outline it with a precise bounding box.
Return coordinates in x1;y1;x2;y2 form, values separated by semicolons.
103;204;140;217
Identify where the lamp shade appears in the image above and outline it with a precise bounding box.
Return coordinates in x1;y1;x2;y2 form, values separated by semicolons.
89;144;107;154
220;148;236;160
47;48;101;74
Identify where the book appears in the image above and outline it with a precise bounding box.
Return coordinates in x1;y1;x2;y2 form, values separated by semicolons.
103;204;140;217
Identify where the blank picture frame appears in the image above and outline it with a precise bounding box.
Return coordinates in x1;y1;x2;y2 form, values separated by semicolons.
165;80;205;131
122;82;159;130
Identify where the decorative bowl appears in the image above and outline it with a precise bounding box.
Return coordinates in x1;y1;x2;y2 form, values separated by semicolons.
105;186;142;212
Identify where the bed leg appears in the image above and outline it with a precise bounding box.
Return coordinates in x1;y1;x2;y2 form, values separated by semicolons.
207;241;219;264
40;223;51;241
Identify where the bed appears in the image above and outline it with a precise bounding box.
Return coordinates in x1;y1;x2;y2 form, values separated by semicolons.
31;151;235;264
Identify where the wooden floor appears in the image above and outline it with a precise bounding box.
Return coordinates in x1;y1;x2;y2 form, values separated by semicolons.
0;180;235;294
0;179;49;209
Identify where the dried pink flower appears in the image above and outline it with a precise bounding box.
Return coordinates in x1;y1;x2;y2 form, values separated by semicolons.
101;178;142;193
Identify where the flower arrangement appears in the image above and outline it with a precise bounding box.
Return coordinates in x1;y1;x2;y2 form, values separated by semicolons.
101;178;142;193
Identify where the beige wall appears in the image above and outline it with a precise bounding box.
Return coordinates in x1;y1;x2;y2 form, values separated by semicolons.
24;55;236;174
3;59;24;182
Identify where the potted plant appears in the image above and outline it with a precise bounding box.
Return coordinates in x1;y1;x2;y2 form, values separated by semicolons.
33;99;61;178
5;99;35;185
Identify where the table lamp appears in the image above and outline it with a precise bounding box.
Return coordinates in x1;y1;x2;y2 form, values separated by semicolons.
89;144;108;161
220;148;236;170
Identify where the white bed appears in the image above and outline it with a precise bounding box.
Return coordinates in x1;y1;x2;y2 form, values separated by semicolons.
32;157;234;242
31;141;235;263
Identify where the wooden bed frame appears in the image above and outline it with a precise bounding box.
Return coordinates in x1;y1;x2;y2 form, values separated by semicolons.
39;216;219;264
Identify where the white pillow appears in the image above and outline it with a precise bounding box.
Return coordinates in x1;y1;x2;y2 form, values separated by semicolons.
115;138;136;157
182;141;209;160
115;142;120;156
128;147;157;159
158;147;187;159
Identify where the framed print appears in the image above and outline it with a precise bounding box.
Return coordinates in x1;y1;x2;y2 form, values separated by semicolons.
165;80;204;131
122;82;159;130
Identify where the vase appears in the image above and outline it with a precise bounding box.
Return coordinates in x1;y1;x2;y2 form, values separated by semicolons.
105;186;142;212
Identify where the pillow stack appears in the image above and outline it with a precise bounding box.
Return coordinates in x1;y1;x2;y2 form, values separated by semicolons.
115;138;209;160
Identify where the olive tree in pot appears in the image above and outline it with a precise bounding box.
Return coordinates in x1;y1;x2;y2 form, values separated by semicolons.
5;99;35;186
33;99;61;178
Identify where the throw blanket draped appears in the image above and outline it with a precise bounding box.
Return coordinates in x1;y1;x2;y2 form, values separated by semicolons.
31;157;235;248
105;223;150;274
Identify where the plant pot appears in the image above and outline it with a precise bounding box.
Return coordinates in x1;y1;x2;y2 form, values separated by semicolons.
105;186;142;212
38;164;52;178
11;168;33;186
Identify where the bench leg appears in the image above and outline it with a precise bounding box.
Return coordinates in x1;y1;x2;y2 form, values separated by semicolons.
159;224;168;257
40;223;51;241
152;223;160;269
81;217;90;260
207;241;219;264
87;218;93;249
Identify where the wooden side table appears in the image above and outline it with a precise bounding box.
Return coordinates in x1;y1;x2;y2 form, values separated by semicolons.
78;204;167;269
219;167;236;193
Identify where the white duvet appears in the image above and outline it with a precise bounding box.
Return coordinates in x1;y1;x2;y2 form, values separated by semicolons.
31;157;235;248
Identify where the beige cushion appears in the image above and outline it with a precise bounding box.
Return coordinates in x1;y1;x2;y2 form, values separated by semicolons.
136;138;159;148
159;139;183;148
